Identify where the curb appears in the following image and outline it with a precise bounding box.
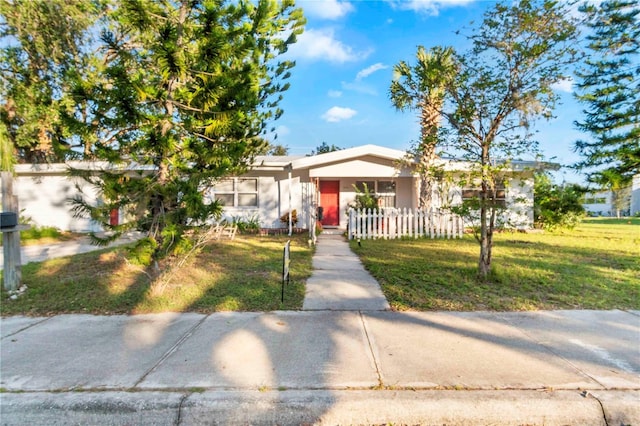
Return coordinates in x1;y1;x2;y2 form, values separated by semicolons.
2;389;638;425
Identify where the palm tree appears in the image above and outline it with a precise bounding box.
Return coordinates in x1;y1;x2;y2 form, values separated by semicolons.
389;46;456;210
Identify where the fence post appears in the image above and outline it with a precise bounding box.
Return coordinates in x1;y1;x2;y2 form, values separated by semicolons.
391;209;397;239
412;208;417;239
372;208;378;239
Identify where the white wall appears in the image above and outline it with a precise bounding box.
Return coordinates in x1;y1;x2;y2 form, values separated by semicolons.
631;174;640;216
505;176;534;229
431;175;534;229
583;190;613;216
215;175;315;230
12;173;102;232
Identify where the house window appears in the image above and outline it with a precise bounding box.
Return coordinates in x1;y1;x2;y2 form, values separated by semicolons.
584;197;607;204
212;178;258;207
377;180;396;208
462;184;506;207
355;181;375;193
355;180;397;208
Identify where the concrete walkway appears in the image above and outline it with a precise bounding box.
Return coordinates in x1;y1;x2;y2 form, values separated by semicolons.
303;233;390;311
0;232;142;270
1;233;639;424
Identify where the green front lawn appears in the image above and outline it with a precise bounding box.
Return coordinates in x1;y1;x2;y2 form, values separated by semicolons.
350;221;639;311
2;220;638;315
1;234;313;316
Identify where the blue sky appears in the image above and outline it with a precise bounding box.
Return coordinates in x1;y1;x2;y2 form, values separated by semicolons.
271;0;586;182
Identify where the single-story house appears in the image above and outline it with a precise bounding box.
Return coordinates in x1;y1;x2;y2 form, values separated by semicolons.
583;174;639;217
582;190;615;216
631;174;640;216
6;144;541;233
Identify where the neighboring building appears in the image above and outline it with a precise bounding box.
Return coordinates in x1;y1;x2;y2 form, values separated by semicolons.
583;176;637;217
583;190;614;216
7;144;543;232
631;174;640;216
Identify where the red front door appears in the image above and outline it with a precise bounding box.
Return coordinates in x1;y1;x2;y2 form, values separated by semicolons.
319;180;340;226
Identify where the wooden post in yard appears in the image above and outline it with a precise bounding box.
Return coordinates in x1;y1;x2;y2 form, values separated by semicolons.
1;171;23;292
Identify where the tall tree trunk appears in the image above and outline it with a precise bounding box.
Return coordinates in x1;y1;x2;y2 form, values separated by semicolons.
478;145;493;278
478;196;491;278
149;0;188;245
418;99;442;210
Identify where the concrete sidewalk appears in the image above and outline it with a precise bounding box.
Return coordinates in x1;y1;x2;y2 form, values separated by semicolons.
303;233;390;311
2;311;638;424
1;233;639;424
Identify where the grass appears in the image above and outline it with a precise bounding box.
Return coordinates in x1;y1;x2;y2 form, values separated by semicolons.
1;225;82;246
350;219;639;311
1;234;313;316
2;219;638;315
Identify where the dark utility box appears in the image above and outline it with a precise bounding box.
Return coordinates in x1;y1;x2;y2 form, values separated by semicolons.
0;212;17;228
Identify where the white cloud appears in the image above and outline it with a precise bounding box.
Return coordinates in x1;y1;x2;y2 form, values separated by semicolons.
302;0;354;20
551;77;574;93
388;0;475;16
328;90;343;98
341;81;377;96
356;63;388;81
275;125;291;136
287;28;369;63
321;106;358;122
266;125;290;142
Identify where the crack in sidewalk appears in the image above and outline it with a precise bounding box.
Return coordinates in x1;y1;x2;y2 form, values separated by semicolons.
358;311;383;388
134;315;209;388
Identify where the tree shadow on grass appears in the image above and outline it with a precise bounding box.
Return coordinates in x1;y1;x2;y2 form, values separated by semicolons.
172;234;311;312
1;246;155;316
2;233;639;424
351;237;639;311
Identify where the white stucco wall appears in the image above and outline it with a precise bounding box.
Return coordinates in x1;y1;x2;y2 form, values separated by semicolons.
11;172;102;232
630;174;640;216
505;176;534;229
8;153;539;233
215;174;315;230
333;177;416;228
430;175;534;229
583;190;613;216
309;159;400;178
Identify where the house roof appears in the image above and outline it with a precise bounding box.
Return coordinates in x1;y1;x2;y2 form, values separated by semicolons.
254;155;304;168
13;144;559;175
289;144;407;170
252;144;558;173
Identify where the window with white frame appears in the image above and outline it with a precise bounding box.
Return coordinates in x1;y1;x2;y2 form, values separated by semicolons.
377;180;396;208
584;197;607;204
212;178;258;207
355;180;396;208
461;182;506;208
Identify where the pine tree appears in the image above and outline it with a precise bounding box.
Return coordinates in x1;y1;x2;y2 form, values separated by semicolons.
574;0;640;185
0;0;102;163
70;0;305;264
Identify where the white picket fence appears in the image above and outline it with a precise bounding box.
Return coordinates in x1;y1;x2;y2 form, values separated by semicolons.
348;208;465;240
